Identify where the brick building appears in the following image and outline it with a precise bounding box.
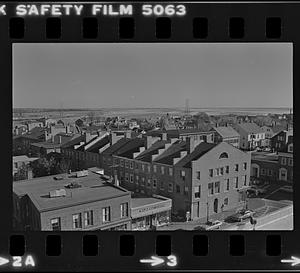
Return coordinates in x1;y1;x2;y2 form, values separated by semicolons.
104;135;251;221
13;169;132;231
270;129;293;152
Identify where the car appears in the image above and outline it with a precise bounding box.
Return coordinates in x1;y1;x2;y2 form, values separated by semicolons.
279;185;293;193
224;214;241;223
205;220;223;230
238;210;254;220
250;186;267;195
247;188;258;197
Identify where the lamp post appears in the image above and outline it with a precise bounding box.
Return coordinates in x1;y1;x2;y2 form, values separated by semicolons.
206;201;209;224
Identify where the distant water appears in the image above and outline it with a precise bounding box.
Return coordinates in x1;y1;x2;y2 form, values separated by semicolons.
189;108;293;116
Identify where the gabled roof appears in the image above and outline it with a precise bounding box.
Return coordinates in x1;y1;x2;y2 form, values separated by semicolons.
235;122;263;134
212;126;240;138
116;138;146;159
77;135;110;153
135;140;169;162
102;138;131;156
61;134;86;149
147;128;212;137
176;142;217;168
154;140;187;165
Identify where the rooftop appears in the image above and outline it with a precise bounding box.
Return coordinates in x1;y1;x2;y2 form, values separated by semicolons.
13;170;129;212
131;196;170;208
135;140;169;162
236;122;263;134
212;126;240;138
13;155;39;163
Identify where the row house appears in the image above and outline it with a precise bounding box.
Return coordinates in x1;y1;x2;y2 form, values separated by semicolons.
232;122;266;150
210;126;240;148
104;135;251;221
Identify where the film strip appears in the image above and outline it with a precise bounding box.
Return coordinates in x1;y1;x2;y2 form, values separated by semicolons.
1;1;299;271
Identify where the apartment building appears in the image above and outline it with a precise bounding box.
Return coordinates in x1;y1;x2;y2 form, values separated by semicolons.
105;135;251;221
270;129;293;152
13;169;132;231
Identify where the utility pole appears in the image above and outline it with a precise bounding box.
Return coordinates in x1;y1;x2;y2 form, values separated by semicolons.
206;201;209;224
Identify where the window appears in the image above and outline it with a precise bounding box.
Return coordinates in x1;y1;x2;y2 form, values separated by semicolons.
196;171;200;180
130;174;133;183
141;164;145;171
261;168;266;175
161;166;165;174
169;168;173;176
120;203;129;218
224;198;229;206
135;175;139;184
135;163;139;170
102;207;111;223
50;218;61;231
215;168;220;176
219;152;229;159
176;185;180;193
181;170;186;177
268;169;273;176
288;158;293;166
153;165;157;173
234;177;239;189
226;166;229;174
225;179;230;191
168;183;173;192
141;177;145;186
243;175;247;186
209;169;213;177
208;182;214;195
72;213;82;229
288;144;293;153
130;161;134;169
125;161;129;168
147;179;151;187
84;211;94;226
153;179;157;188
243;162;247;170
125;173;129;181
160;181;164;190
14;162;18;168
234;164;239;171
147;165;151;173
120;160;124;167
184;186;189;196
281;157;287;165
220;167;224;175
215;181;220;193
194;185;201;198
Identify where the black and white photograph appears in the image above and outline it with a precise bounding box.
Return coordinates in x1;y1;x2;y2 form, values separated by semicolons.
12;43;293;231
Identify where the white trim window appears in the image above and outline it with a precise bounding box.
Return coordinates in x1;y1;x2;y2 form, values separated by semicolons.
72;213;82;229
84;211;93;226
102;207;111;223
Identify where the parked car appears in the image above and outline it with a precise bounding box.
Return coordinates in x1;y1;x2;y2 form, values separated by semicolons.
238;210;254;220
247;188;258;197
224;214;241;223
280;185;293;193
205;220;223;230
250;185;267;195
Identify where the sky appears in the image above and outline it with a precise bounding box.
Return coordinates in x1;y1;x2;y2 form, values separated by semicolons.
13;43;293;109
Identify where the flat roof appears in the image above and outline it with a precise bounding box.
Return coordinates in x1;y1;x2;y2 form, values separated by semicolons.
13;170;130;212
131;196;170;208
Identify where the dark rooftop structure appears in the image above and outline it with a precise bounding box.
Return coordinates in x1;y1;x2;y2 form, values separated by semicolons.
135;140;169;163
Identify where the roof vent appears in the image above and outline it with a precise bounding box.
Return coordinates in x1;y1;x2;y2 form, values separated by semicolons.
49;189;66;198
76;170;89;177
65;182;82;189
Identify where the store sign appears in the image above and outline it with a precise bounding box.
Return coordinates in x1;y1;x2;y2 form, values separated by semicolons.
132;201;172;218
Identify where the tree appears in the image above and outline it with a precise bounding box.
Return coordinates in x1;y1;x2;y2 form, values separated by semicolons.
13;164;29;181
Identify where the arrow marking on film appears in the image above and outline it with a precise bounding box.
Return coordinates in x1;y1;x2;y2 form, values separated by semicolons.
281;256;300;266
140;256;164;266
0;257;9;266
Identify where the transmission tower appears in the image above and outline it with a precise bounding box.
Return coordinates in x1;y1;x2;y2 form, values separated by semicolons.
185;98;190;115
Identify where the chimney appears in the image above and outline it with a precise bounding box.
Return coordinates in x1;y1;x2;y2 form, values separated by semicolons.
84;132;92;143
111;132;122;145
146;136;154;149
186;136;203;153
161;132;167;141
124;130;131;139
